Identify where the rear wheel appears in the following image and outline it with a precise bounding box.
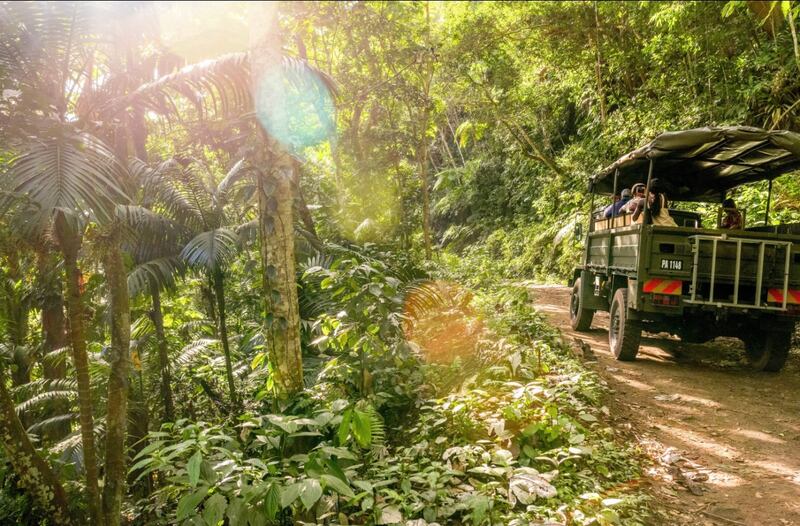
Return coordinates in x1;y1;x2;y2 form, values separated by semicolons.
570;278;594;331
609;288;641;361
743;329;793;372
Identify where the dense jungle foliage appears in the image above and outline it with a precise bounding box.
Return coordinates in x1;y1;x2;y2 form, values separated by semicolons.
1;1;799;525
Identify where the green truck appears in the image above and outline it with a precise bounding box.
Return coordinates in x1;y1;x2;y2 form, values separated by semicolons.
570;127;800;371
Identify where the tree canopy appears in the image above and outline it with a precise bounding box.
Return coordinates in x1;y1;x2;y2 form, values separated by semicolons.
1;1;799;525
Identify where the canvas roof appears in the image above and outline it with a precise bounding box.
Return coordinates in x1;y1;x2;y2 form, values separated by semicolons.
590;126;800;202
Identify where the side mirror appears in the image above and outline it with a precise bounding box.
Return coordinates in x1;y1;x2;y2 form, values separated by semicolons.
574;221;584;242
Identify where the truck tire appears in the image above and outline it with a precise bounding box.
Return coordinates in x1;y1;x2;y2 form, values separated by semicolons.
570;278;594;331
743;329;792;372
609;288;641;361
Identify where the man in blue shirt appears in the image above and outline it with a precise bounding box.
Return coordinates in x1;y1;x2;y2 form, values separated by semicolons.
604;188;631;218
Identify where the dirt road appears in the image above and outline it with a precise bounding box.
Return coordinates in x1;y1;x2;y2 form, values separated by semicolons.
529;285;800;526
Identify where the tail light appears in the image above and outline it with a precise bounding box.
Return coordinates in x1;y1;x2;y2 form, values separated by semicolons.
651;294;680;306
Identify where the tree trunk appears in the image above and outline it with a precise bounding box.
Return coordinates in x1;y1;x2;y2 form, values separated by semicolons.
292;159;320;241
101;239;132;526
593;1;606;124
149;282;174;422
212;269;239;408
255;152;305;396
37;249;71;441
250;5;305;397
54;213;103;526
418;135;433;260
0;369;71;525
439;128;458;169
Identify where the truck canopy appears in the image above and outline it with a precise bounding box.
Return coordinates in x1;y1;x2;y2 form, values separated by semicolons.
590;126;800;202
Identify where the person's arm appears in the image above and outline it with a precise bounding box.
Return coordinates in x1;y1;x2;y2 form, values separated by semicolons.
631;199;643;222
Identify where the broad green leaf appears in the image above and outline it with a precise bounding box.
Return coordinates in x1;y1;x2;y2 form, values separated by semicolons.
226;497;246;526
352;410;372;449
200;459;218;485
246;508;266;526
280;483;302;507
300;478;323;510
187;450;202;487
323;458;348;483
250;352;266;370
177;485;209;520
202;493;227;526
338;409;352;444
321;474;355;498
263;483;281;520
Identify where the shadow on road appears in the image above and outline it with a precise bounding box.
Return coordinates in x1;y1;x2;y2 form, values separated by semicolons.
529;285;800;526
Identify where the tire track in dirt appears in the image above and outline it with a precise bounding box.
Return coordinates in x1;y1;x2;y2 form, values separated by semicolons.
529;285;800;526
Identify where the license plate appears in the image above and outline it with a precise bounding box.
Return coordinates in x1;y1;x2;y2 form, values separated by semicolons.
661;259;683;271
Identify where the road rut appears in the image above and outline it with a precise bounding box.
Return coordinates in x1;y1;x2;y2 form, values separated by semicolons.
529;285;800;526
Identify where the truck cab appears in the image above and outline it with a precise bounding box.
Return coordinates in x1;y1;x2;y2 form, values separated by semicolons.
570;126;800;371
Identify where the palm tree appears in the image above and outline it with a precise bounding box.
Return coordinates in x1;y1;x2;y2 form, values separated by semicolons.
120;7;337;398
3;126;129;526
133;158;253;407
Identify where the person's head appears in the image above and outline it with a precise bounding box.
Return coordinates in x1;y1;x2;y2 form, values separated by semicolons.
620;188;632;200
631;183;646;198
723;198;737;210
647;178;666;215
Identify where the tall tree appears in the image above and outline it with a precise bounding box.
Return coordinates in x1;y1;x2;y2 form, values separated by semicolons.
249;5;306;396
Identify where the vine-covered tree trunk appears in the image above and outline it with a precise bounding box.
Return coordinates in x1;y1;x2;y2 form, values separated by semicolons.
37;249;71;441
149;281;174;422
250;6;305;397
212;269;239;408
0;370;71;525
101;238;131;526
54;213;103;526
254;150;305;396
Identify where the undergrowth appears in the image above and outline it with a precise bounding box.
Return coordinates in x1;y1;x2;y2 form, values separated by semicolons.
126;246;648;525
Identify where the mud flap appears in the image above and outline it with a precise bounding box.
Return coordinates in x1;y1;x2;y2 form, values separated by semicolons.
627;279;638;310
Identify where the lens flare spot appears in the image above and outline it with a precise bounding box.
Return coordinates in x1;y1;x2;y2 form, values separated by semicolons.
403;281;483;365
254;65;335;152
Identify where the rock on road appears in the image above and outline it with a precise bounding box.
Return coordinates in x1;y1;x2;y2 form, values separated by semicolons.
529;285;800;526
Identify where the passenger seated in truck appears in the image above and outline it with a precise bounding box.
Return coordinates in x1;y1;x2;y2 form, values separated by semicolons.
621;183;646;214
631;179;677;227
603;188;632;218
721;198;743;229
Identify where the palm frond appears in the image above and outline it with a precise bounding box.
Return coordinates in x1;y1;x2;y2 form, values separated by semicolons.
41;346;71;369
180;228;240;272
27;413;78;435
6;126;129;224
118;52;251;119
216;158;250;203
116;204;189;262
12;378;77;398
113;52;337;123
128;256;186;297
136;159;208;230
176;338;219;367
15;390;77;415
131;316;155;343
